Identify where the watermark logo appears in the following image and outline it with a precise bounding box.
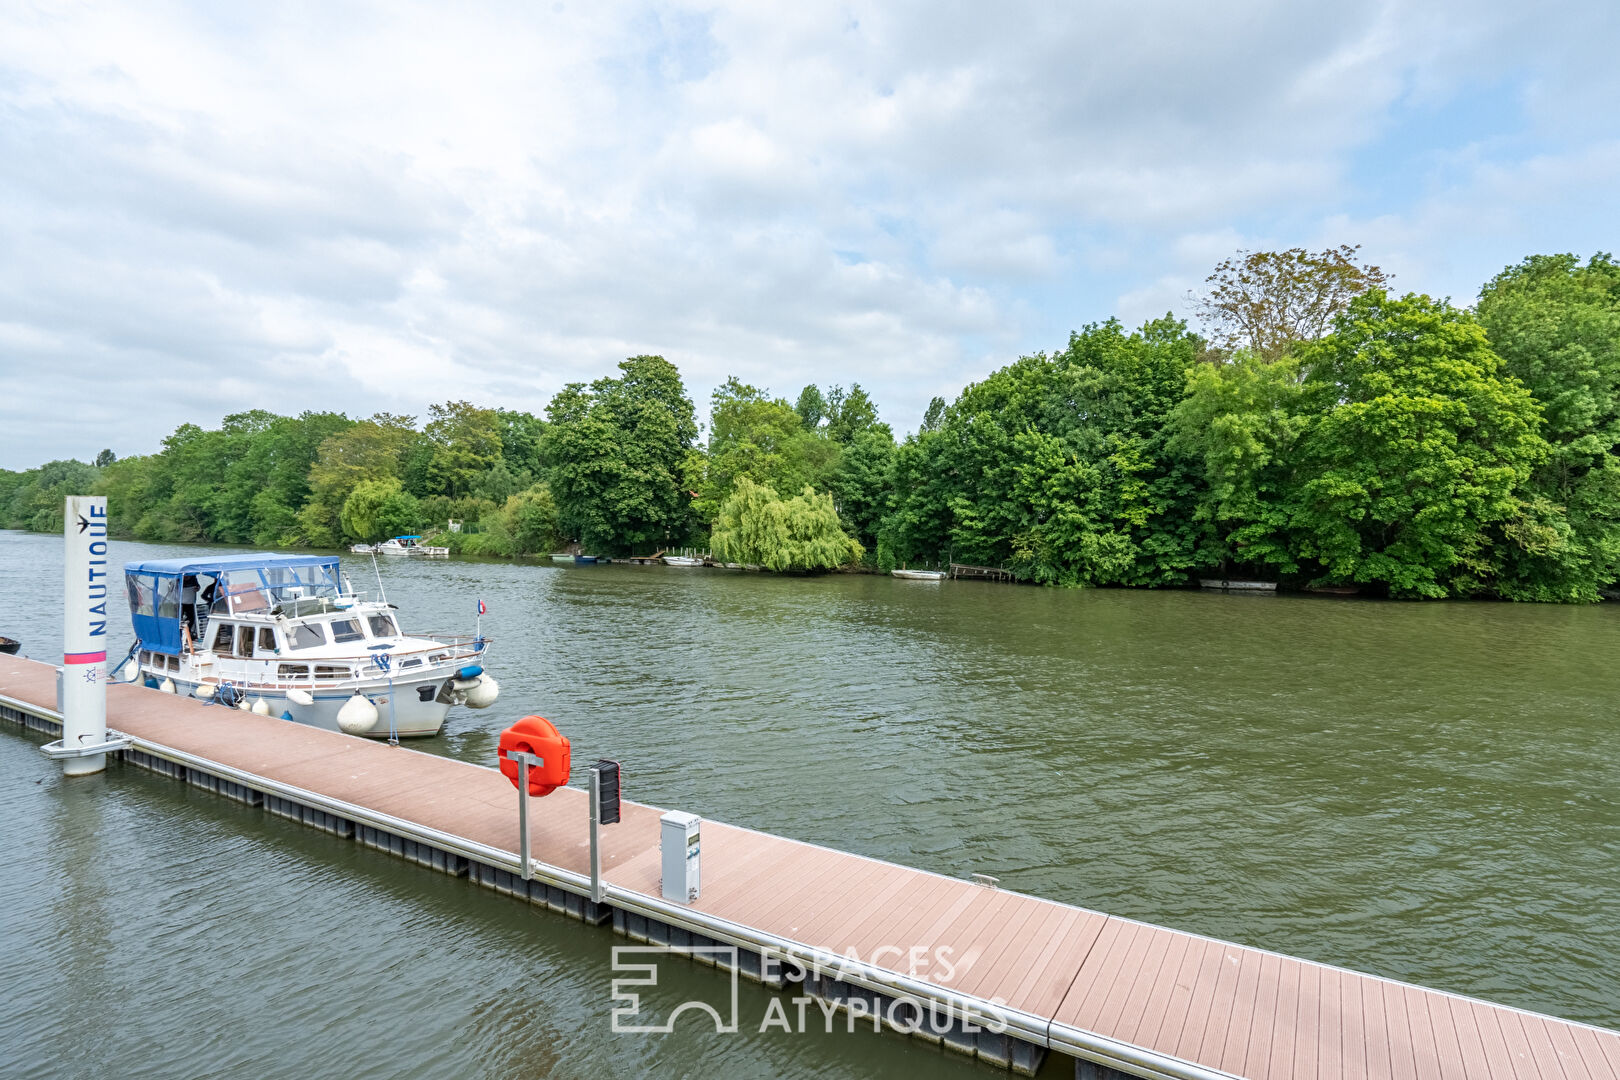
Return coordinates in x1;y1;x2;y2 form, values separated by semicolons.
609;944;1007;1036
611;945;740;1033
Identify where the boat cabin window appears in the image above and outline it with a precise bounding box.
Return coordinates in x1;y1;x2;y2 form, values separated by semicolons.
278;663;310;679
367;614;398;638
329;618;364;644
314;665;349;679
235;626;255;658
212;623;236;655
287;623;325;650
156;578;180;620
167;655;180;673
256;628;278;657
128;578;156;617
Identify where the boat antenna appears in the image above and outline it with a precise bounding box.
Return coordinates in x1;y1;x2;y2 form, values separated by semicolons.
370;550;387;604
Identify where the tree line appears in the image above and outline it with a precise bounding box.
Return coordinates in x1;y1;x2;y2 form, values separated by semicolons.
3;248;1617;600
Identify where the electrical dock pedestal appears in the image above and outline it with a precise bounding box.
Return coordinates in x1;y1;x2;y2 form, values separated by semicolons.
5;652;1619;1078
660;810;701;903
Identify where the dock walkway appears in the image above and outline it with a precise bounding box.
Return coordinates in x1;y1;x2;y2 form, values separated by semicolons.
4;655;1616;1080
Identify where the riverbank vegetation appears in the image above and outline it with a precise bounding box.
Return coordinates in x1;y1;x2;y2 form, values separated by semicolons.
4;249;1617;600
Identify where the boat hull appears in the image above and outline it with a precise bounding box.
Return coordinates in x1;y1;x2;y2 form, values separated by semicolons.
891;570;946;580
150;673;454;737
662;556;704;567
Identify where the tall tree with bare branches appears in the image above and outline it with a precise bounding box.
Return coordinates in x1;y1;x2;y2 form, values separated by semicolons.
1198;245;1390;360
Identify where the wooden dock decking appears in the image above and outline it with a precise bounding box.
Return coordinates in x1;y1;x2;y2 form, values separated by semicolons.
4;655;1616;1080
950;563;1017;582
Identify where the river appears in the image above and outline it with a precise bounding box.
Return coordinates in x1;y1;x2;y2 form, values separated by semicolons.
1;530;1615;1077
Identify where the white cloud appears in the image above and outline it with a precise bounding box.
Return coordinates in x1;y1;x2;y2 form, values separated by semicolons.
1;0;1616;458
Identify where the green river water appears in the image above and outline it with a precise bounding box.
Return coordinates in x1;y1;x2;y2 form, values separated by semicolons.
0;530;1614;1078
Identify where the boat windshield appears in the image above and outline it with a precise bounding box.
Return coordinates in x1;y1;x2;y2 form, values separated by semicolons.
210;563;342;616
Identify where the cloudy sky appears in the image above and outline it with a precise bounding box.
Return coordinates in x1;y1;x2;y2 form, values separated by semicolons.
2;1;1617;466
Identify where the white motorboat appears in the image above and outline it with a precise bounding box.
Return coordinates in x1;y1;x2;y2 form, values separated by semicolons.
349;543;376;554
892;569;946;580
663;555;704;567
121;553;497;738
375;535;422;556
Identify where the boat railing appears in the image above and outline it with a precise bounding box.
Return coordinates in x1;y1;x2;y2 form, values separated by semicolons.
195;636;489;692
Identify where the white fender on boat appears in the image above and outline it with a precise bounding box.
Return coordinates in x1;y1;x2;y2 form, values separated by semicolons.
121;663;140;683
337;692;379;734
236;697;251;711
193;683;216;700
158;677;175;694
464;674;499;709
286;688;314;707
251;698;271;716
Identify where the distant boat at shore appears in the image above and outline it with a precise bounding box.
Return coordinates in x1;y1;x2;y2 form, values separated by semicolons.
892;569;946;581
663;555;704;567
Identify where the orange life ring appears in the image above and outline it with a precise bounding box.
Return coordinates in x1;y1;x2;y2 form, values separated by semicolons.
498;716;570;796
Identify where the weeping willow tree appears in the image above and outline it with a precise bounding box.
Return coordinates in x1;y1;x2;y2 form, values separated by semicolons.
711;477;863;571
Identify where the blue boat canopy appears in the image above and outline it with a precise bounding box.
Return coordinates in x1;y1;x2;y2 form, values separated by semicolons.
124;554;342;656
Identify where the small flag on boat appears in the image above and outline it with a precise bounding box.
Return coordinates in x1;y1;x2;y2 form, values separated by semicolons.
477;598;487;615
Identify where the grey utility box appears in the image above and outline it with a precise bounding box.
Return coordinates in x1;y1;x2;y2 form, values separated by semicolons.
660;811;701;903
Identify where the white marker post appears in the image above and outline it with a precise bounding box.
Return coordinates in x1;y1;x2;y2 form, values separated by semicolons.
58;495;112;775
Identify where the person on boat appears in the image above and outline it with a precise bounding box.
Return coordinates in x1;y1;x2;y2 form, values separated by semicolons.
195;576;218;642
181;575;198;638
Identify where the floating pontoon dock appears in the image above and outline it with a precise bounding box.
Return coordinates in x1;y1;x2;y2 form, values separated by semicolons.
950;563;1017;582
4;655;1616;1080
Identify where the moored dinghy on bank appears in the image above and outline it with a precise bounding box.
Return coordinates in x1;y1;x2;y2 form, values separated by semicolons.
122;553;497;738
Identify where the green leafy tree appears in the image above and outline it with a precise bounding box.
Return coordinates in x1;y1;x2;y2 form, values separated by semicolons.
882;317;1202;585
824;384;880;444
341;477;421;542
1286;291;1547;597
919;396;946;433
1478;253;1620;600
4;459;99;532
794;385;826;430
506;483;562;554
711;477;863;570
694;378;843;524
425;401;502;497
496;409;547;477
298;414;417;546
545;355;698;554
831;426;895;550
1169;352;1307;575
